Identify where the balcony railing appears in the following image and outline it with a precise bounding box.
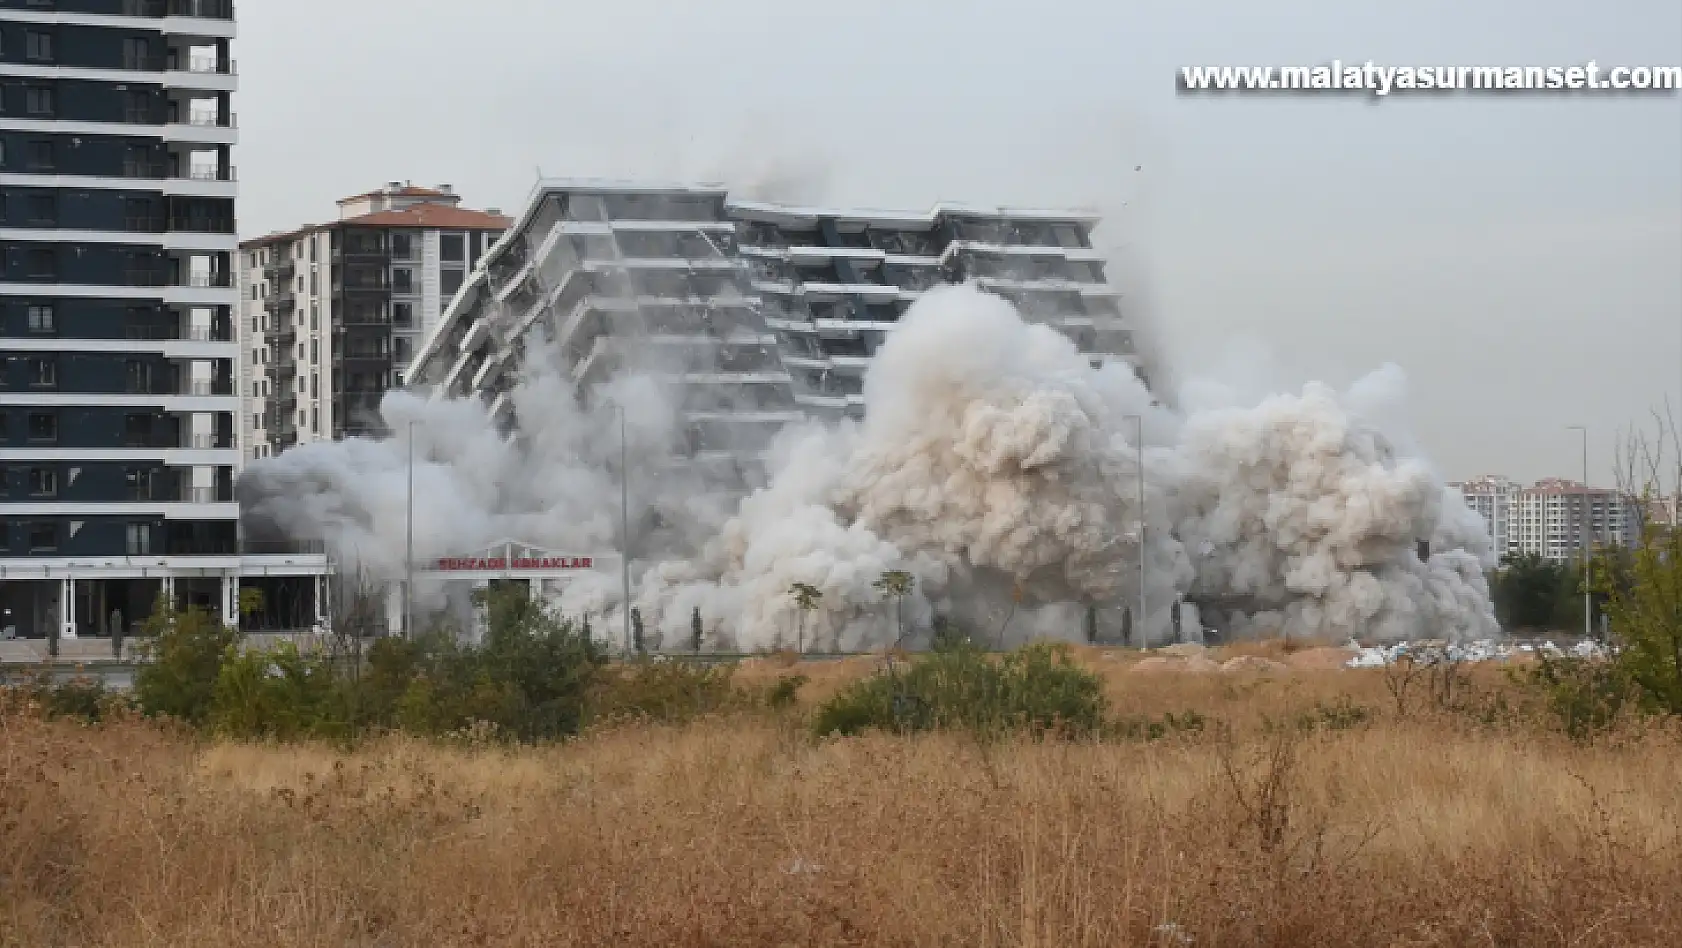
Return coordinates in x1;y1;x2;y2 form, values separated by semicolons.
185;165;237;181
168;0;236;19
186;433;230;449
123;161;169;179
184;272;234;288
183;112;237;128
184;380;232;396
172;218;236;235
183;324;230;341
184;55;236;75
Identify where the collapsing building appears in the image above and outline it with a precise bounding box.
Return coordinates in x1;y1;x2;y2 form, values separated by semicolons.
408;180;1141;485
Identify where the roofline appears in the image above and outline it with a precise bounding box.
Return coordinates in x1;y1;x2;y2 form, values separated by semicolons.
727;200;1103;227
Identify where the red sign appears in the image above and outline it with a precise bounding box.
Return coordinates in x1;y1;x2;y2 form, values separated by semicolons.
432;556;595;571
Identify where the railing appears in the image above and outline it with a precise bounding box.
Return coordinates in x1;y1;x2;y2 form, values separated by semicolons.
185;165;237;181
184;380;231;396
168;0;235;19
185;55;235;74
124;216;165;233
185;272;233;288
182;486;222;504
124;270;169;288
123;161;168;179
184;112;236;128
183;325;228;341
124;55;166;72
186;433;227;449
171;218;236;235
241;538;327;555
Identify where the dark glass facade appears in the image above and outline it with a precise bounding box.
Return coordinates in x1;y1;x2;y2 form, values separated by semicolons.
0;0;239;559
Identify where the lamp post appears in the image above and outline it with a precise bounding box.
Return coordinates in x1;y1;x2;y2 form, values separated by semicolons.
405;419;416;639
1123;413;1146;648
1566;425;1590;641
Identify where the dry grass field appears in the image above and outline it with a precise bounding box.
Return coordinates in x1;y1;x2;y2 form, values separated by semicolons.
5;646;1681;947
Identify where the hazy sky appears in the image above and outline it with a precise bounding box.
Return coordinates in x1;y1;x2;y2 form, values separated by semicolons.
236;0;1681;487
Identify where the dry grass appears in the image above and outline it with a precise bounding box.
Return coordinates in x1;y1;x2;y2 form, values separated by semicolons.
5;657;1682;946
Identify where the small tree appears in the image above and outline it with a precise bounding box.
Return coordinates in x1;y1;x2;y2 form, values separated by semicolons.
691;606;704;654
874;571;915;647
788;583;823;653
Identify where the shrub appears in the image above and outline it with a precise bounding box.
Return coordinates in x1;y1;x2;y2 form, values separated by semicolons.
812;641;1106;739
20;673;128;723
589;659;748;725
1519;653;1636;742
132;600;239;726
210;642;348;741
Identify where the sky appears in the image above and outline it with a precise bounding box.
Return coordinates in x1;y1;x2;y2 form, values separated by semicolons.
235;0;1682;488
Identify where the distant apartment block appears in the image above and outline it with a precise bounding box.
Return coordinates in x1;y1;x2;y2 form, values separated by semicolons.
236;182;508;459
1451;475;1642;563
409;179;1141;487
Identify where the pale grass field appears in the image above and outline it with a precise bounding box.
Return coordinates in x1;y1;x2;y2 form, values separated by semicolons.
5;653;1681;947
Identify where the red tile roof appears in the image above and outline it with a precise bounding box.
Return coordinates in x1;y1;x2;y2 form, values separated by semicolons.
337;185;453;204
340;204;511;230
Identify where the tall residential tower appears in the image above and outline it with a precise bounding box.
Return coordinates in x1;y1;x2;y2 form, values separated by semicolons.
1;0;327;644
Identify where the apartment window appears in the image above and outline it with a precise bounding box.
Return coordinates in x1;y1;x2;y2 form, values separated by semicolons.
310;407;318;431
26;304;54;334
26;412;56;442
23;248;56;280
310;302;318;330
252;413;260;430
25;87;55;116
391;233;412;258
122;37;149;70
28;467;57;497
309;271;318;295
393;301;414;326
25;31;53;61
310;372;317;398
441;268;464;297
125;360;153;394
26;140;52;170
309;339;318;362
27;193;54;224
123;413;152;447
27;358;56;388
392;268;413;294
125;523;152;556
440;234;465;262
28;523;57;553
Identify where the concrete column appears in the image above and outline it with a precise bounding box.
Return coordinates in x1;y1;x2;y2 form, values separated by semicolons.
61;578;78;640
162;575;176;613
221;573;238;629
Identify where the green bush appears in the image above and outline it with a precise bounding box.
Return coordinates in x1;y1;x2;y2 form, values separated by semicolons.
210;642;348;741
1519;652;1635;742
132;599;239;726
812;641;1107;739
20;673;128;723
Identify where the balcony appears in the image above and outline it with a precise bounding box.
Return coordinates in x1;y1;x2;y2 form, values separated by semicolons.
183;54;237;75
184;272;234;288
168;0;236;18
181;485;232;504
182;379;234;397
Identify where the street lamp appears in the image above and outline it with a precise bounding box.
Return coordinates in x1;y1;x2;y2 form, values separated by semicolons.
1122;413;1146;648
1566;425;1591;641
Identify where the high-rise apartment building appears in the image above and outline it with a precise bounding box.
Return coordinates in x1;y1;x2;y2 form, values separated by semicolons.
410;180;1141;487
236;182;508;459
1451;475;1642;563
0;0;327;644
